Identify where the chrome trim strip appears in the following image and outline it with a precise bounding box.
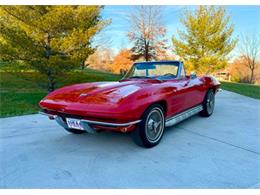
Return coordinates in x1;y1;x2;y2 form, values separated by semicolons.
81;119;141;127
39;111;141;127
165;105;203;127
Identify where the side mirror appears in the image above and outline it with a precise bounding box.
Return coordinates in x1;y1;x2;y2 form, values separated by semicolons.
190;71;197;79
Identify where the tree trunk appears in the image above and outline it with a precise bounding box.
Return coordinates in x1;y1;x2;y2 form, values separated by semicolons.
145;48;149;61
144;41;149;61
47;70;55;93
81;61;85;70
249;68;254;84
48;80;55;93
145;54;149;61
44;32;55;92
44;33;51;59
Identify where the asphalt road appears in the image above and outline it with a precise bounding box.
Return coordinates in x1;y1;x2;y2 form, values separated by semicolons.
0;90;259;188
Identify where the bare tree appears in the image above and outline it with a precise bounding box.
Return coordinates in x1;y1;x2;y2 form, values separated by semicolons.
127;6;168;61
239;34;260;83
86;47;114;72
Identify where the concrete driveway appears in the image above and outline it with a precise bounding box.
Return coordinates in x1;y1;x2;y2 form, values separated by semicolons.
0;90;259;188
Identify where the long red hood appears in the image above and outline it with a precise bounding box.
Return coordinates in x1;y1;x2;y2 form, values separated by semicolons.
41;80;156;104
39;80;163;120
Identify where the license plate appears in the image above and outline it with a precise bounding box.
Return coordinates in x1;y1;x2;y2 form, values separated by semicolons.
66;118;84;130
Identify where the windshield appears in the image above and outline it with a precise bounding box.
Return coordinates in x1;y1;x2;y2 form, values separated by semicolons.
124;61;180;79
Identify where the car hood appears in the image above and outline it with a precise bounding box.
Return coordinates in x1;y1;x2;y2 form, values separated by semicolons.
40;79;161;107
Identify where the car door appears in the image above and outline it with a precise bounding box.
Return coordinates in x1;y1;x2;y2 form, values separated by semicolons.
184;76;205;108
166;63;193;116
165;63;204;117
166;77;190;116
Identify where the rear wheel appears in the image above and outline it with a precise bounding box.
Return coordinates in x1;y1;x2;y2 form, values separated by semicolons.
64;128;86;134
199;89;215;117
132;104;165;148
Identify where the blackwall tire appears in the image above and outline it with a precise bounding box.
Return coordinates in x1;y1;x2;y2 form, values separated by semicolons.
199;89;215;117
132;104;165;148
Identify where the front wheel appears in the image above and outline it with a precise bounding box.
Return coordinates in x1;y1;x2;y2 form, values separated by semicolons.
132;104;165;148
199;89;215;117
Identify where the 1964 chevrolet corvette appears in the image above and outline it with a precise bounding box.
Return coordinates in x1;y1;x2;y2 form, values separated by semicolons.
39;61;221;148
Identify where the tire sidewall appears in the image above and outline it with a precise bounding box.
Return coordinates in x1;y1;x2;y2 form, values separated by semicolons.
137;104;165;148
201;89;215;117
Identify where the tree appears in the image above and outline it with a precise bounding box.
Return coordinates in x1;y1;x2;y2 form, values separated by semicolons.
229;57;250;83
109;49;133;74
127;6;168;61
86;47;114;72
172;6;237;74
239;34;260;83
0;6;108;92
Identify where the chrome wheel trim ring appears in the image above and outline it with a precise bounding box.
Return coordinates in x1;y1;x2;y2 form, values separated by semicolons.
145;108;165;143
206;92;215;114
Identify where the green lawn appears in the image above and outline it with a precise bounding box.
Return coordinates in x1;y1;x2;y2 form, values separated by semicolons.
221;81;260;99
0;69;121;117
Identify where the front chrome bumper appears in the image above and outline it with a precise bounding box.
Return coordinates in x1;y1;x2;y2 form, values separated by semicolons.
39;111;141;133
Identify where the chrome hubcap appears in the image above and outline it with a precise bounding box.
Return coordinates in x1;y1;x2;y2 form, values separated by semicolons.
145;108;164;143
207;92;215;114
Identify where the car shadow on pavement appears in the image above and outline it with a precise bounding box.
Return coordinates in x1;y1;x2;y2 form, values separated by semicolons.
42;114;201;155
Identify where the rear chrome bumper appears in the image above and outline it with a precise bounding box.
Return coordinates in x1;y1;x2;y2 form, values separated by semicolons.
39;111;141;133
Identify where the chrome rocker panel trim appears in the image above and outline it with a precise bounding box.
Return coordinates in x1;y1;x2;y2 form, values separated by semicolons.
39;111;141;133
165;105;203;127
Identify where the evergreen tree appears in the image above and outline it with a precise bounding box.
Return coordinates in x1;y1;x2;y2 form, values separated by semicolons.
172;6;237;74
0;6;108;91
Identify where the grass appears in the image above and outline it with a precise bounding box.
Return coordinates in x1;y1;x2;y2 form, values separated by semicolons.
0;69;121;117
221;81;260;99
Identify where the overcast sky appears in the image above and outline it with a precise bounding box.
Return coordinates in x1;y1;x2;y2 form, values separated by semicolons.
94;5;260;58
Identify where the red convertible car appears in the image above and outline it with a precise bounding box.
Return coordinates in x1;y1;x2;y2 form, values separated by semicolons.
39;61;221;148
